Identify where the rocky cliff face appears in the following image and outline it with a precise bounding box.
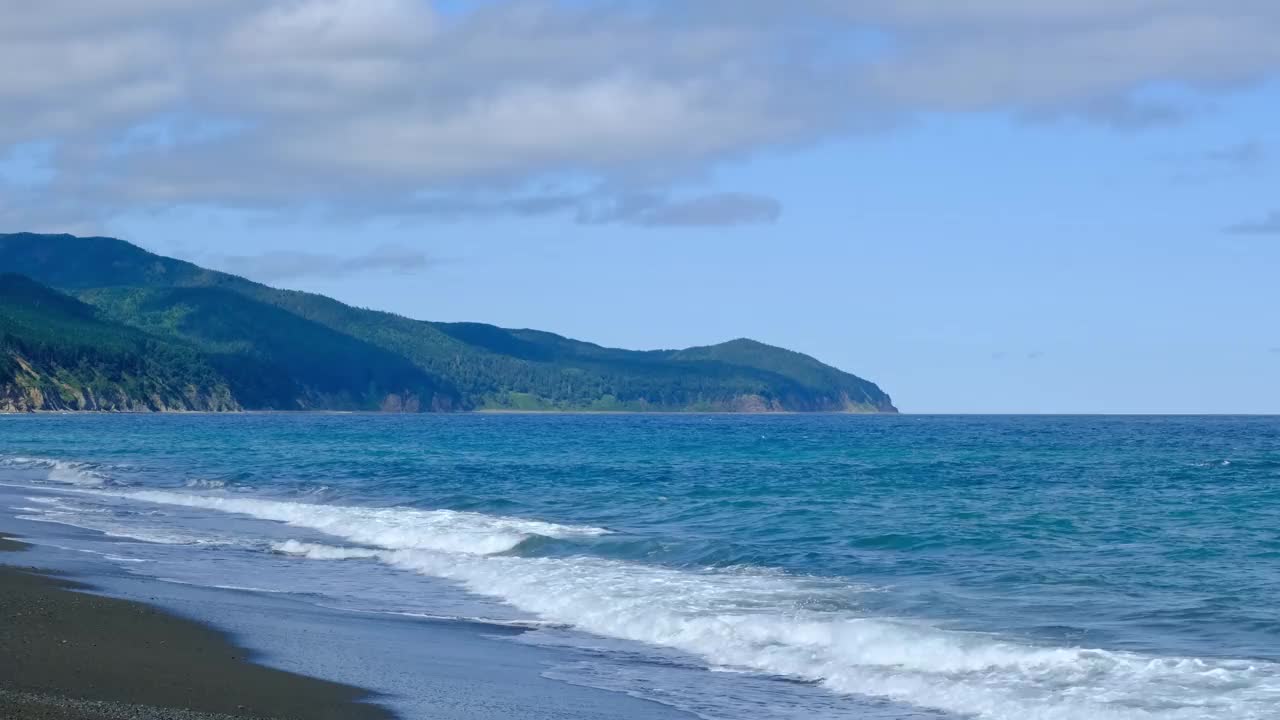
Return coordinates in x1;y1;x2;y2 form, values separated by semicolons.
717;393;897;413
0;381;40;412
0;352;240;413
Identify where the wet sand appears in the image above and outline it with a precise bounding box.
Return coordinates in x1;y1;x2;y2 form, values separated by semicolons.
0;533;393;720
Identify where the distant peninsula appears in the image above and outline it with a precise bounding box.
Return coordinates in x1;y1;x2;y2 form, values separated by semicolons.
0;233;897;414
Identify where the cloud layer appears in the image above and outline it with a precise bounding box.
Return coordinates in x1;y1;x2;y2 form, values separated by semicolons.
4;0;1280;229
210;244;436;282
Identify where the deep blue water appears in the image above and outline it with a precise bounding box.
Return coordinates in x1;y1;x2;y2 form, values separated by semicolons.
2;414;1278;719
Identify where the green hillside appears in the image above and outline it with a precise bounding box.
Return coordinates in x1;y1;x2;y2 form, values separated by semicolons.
0;232;897;413
0;274;237;411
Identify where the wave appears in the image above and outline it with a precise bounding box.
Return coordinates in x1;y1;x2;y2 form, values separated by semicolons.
13;494;255;548
273;539;381;560
121;490;609;555
18;476;1280;719
329;604;568;631
0;456;111;487
261;518;1280;720
15;511;244;548
331;543;1280;720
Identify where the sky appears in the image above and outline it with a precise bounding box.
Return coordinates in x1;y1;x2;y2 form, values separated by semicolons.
1;0;1278;413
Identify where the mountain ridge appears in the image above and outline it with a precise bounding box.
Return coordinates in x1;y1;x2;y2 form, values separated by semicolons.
0;232;898;414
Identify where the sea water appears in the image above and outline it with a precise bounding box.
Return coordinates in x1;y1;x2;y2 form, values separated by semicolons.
1;414;1277;720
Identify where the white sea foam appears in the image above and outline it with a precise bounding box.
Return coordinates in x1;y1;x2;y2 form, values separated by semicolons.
122;490;609;555
15;510;238;547
328;604;567;630
274;539;381;560
0;456;109;486
103;554;151;563
21;496;64;505
13;494;245;547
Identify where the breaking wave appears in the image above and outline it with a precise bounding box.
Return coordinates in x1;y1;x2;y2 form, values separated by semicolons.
0;456;112;487
123;490;609;556
270;532;1280;720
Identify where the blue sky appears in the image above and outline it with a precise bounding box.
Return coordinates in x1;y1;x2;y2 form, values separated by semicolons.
2;1;1278;413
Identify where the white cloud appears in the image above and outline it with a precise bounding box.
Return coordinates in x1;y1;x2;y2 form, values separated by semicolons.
3;0;1280;226
873;11;1280;113
579;192;783;227
209;244;436;281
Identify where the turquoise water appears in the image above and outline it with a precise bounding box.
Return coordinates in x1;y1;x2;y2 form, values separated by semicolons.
2;414;1278;719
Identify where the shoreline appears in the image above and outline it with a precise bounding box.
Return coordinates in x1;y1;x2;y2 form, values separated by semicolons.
0;510;699;720
0;533;394;720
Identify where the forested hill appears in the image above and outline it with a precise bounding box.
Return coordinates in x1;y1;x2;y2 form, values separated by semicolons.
0;274;237;411
0;232;898;413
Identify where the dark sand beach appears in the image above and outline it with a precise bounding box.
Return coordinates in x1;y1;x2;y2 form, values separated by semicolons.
0;533;393;720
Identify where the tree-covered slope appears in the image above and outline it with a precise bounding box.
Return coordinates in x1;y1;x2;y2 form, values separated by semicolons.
0;274;237;411
0;233;897;413
78;286;459;411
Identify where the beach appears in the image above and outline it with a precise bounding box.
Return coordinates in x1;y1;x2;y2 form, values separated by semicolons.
1;532;392;720
0;506;697;720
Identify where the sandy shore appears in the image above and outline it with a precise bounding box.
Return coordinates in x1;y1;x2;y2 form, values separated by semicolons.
0;534;393;720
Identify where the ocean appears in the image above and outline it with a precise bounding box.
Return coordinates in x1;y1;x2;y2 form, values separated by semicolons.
1;413;1277;720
